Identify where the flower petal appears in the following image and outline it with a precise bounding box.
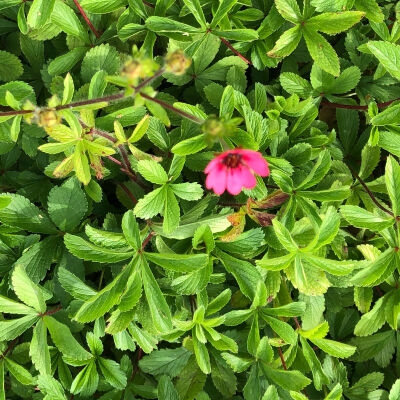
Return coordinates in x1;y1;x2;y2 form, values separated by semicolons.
206;163;227;195
241;166;257;189
241;150;269;176
226;165;246;195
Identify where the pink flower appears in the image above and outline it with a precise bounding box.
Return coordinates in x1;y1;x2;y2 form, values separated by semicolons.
205;149;270;195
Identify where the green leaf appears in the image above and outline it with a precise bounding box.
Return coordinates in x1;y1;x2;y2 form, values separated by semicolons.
324;383;343;400
138;159;168;184
172;134;207;156
354;0;383;22
51;0;90;44
352;248;395;287
170;183;203;201
70;360;99;397
48;178;88;232
267;26;302;58
366;41;400;81
81;44;120;82
27;0;55;29
296;149;331;190
303;27;340;76
30;318;51;375
390;379;400;400
0;315;38;341
182;0;206;27
12;264;46;312
163;186;180;234
275;0;301;23
4;357;35;385
272;219;298;252
214;249;262;300
64;234;134;263
300;336;329;391
58;267;97;301
310;338;356;358
210;350;237;397
341;205;394;231
220;85;234;119
80;0;127;13
134;186;166;219
354;296;386;336
306;11;364;35
74;264;133;323
44;315;93;361
176;356;206;400
386;156;400;217
121;210;141;251
260;313;297;345
260;363;311;391
146;16;200;34
98;357;127;390
145;252;208;273
0;193;57;234
139;347;191;377
0;51;23;82
210;0;238;28
37;374;68;400
141;255;173;332
158;375;179;400
193;331;211;374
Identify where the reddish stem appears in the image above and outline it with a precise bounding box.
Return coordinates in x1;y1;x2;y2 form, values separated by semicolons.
73;0;100;38
321;98;400;111
106;155;122;166
293;317;301;330
139;93;204;124
130;348;144;381
348;165;394;217
1;338;18;359
39;305;62;317
278;347;287;370
118;182;138;205
142;231;155;250
218;37;252;65
143;0;155;7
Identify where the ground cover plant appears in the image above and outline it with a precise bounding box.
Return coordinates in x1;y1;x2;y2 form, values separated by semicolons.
2;0;400;399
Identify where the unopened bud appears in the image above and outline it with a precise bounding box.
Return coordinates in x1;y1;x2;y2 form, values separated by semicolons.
165;50;191;75
37;109;61;128
121;60;143;81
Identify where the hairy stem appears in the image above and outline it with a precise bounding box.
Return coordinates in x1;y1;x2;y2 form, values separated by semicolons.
321;98;400;111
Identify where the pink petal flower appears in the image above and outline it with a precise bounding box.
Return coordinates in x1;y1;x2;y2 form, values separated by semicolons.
204;148;269;196
206;162;227;195
241;150;270;176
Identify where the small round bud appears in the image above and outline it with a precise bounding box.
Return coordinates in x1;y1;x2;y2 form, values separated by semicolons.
202;117;225;138
37;109;61;128
121;60;143;81
165;50;191;75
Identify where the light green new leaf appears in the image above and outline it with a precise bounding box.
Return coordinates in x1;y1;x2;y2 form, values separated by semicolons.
260;363;311;391
138;159;168;184
268;26;302;58
310;338;356;358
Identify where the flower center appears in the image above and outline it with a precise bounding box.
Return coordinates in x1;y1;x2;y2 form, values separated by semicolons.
223;153;242;168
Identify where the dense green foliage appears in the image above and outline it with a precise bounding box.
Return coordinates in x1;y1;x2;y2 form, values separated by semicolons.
2;0;400;399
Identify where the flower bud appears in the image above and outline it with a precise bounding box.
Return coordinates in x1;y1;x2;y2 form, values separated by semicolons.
165;50;191;75
37;109;61;128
